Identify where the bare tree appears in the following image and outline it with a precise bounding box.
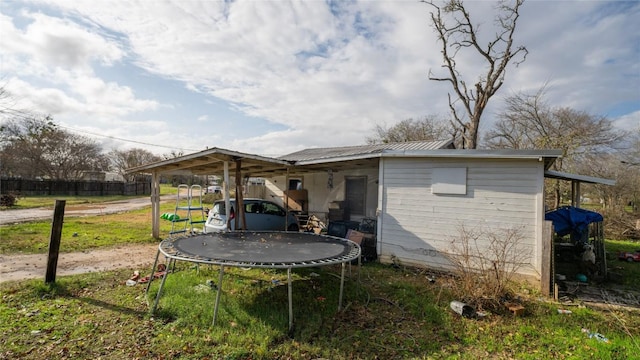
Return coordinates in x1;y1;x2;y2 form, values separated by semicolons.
366;116;452;144
425;0;528;149
1;115;109;180
486;88;626;166
486;88;627;207
109;148;161;181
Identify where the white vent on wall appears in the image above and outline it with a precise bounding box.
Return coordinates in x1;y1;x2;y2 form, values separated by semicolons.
431;167;467;195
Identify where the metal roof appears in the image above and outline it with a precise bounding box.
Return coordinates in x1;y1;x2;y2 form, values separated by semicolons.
544;170;616;186
126;141;566;178
380;149;562;170
125;147;293;177
278;139;455;162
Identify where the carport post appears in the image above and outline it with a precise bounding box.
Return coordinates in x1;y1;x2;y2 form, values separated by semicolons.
151;171;161;239
45;200;66;284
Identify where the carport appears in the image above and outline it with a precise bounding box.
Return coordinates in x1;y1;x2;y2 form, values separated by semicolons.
126;148;295;238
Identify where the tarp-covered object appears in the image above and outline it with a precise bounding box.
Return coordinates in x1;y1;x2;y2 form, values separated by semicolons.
545;206;603;242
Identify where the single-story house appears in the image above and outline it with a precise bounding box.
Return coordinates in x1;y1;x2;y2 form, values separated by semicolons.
127;140;615;293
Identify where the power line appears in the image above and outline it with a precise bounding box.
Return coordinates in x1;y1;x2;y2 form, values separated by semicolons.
56;124;201;152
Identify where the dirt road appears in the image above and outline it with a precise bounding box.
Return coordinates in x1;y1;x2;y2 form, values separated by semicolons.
0;243;160;283
0;196;176;283
0;195;176;225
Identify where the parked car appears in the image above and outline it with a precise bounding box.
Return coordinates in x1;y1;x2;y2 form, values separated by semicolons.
205;185;222;194
204;198;299;233
618;250;640;262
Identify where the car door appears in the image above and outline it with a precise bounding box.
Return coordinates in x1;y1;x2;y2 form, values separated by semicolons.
242;200;263;230
259;201;287;230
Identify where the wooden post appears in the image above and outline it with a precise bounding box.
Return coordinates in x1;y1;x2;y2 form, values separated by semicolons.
235;159;246;230
45;200;66;284
151;172;160;239
541;220;553;297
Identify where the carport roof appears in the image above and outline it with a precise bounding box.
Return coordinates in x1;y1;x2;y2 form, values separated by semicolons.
544;169;616;186
126;140;456;177
126;140;564;177
125;147;294;177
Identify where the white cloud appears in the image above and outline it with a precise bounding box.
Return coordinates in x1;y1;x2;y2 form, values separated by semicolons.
1;0;638;155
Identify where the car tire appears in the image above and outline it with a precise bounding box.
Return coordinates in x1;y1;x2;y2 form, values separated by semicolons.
628;257;634;263
287;224;299;232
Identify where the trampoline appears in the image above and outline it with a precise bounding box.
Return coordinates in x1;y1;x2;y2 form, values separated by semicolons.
145;231;361;331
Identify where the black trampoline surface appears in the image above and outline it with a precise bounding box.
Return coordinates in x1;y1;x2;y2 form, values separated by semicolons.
159;231;361;268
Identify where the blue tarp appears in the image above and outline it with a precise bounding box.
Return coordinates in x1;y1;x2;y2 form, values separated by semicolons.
545;206;603;242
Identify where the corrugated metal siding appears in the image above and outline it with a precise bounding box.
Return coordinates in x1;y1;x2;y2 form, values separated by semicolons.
379;157;542;276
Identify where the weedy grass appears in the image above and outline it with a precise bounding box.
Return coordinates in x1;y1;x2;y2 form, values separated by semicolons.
1;184;177;210
4;195;141;210
1;262;639;359
604;239;640;289
1;194;639;358
0;203;176;254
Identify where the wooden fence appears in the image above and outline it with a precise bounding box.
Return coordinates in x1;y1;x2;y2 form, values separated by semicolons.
0;178;151;196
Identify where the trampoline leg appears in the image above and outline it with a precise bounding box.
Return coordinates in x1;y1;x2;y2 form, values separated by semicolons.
212;265;225;327
338;262;346;310
151;263;171;314
145;249;161;296
287;268;293;333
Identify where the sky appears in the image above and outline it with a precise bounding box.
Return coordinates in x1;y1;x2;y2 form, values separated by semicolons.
0;0;638;157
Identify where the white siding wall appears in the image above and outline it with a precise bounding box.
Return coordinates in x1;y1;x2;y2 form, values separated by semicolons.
265;168;379;222
379;157;545;278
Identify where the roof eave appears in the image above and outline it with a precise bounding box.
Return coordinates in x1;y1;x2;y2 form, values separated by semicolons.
544;170;616;186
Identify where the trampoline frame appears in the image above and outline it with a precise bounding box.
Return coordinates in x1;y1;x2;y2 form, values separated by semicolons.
145;232;361;332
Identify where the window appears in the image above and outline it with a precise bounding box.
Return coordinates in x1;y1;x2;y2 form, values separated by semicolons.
262;202;285;216
345;176;366;216
288;179;302;190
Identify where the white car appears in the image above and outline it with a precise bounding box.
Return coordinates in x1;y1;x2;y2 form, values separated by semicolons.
205;185;222;194
204;198;299;232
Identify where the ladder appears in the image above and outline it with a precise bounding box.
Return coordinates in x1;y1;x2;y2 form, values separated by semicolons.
169;184;207;237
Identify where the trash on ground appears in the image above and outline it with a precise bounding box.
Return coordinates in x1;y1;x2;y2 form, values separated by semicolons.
557;309;572;314
582;328;610;343
206;279;217;289
450;300;476;318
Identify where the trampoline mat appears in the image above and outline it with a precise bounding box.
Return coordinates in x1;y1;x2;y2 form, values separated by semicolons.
159;231;360;267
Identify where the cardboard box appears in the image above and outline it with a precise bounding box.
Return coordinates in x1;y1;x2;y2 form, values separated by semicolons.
346;229;365;245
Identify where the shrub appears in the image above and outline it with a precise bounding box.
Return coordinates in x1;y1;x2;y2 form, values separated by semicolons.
0;193;17;207
442;225;530;311
600;207;640;240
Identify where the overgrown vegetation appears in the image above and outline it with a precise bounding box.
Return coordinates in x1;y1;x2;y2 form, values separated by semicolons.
1;193;639;358
443;225;531;312
0;193;16;207
1;262;638;359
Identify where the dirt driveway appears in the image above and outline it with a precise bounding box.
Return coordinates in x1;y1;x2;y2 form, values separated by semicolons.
0;196;175;283
0;195;175;225
0;243;160;283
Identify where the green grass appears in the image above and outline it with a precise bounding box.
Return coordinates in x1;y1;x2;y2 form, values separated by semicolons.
1;263;638;359
0;203;177;254
1;184;177;209
1;194;639;358
604;239;640;289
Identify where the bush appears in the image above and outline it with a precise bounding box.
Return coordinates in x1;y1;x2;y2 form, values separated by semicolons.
442;225;530;312
0;193;17;207
600;207;640;240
